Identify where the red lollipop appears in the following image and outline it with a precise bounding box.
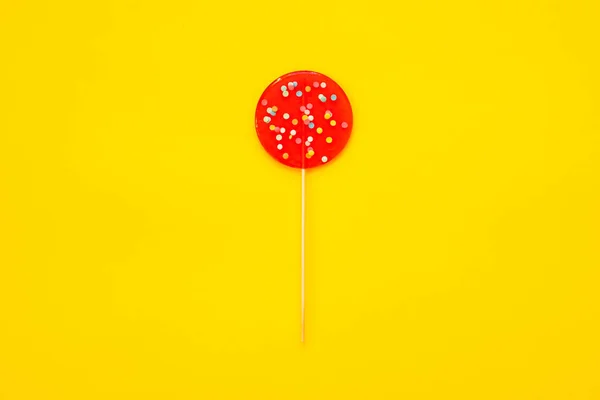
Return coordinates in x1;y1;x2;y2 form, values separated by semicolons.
255;71;353;168
255;71;353;341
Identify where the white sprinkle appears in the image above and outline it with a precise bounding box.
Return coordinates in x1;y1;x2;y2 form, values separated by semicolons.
321;156;328;163
321;82;326;88
283;113;290;120
280;127;286;134
291;129;296;135
277;144;283;150
305;141;310;146
263;116;271;123
307;136;313;142
283;91;289;97
276;134;282;141
304;110;310;115
308;115;314;121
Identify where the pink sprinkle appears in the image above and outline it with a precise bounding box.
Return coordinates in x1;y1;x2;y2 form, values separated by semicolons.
295;138;302;144
300;106;306;112
313;81;319;88
288;82;294;90
275;127;281;133
307;103;313;110
341;122;349;129
261;99;268;106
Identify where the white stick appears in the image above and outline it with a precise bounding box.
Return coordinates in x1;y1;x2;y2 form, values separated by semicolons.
301;167;306;343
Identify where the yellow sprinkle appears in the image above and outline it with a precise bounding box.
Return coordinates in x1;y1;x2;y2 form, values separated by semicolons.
305;86;311;92
289;135;293;139
306;153;312;159
330;120;337;126
302;115;309;121
316;127;323;134
272;106;278;112
326;137;333;143
283;153;289;159
292;119;298;125
308;150;315;156
270;125;276;131
324;113;332;120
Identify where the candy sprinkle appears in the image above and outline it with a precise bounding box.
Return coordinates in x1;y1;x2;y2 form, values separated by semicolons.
277;144;283;150
291;129;296;135
283;113;290;120
292;119;299;125
331;94;337;101
324;111;332;120
288;82;294;90
270;125;276;131
330;120;337;126
296;138;302;144
308;122;315;129
321;82;327;88
326;136;333;143
296;91;303;97
300;106;306;112
283;153;289;159
281;85;287;92
321;156;328;163
280;127;286;134
341;122;349;129
276;134;282;141
272;106;278;112
305;86;311;92
313;81;320;88
283;91;289;97
318;94;327;102
261;99;268;106
302;115;309;121
316;127;323;134
307;136;314;142
263;116;271;123
307;103;313;110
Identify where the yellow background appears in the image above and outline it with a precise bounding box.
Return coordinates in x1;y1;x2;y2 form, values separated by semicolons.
1;0;600;398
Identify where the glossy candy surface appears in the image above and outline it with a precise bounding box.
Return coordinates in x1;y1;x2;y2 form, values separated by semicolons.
255;71;353;169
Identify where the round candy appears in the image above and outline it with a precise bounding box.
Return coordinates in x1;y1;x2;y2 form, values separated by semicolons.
255;71;353;169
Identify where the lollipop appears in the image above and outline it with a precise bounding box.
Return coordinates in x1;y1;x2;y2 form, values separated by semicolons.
255;71;353;341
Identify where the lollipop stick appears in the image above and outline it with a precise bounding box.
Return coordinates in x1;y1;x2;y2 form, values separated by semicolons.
301;167;306;343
